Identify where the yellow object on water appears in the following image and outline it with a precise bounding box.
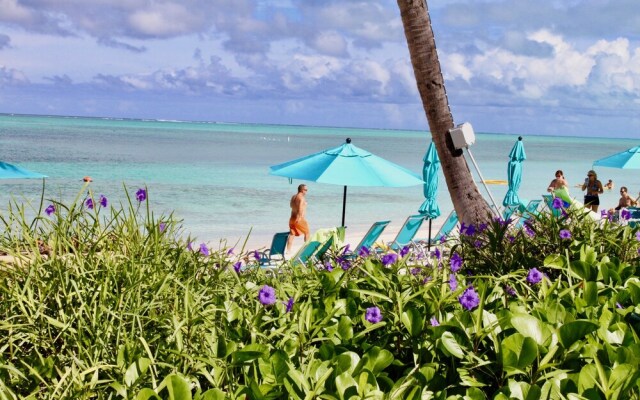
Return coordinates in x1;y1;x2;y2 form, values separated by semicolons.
483;179;508;185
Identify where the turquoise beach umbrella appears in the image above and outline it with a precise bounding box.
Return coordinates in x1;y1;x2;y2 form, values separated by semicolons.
418;142;441;219
270;138;423;227
502;136;526;207
593;145;640;169
0;161;47;179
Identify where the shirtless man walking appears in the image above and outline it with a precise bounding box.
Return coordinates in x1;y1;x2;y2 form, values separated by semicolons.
287;184;310;252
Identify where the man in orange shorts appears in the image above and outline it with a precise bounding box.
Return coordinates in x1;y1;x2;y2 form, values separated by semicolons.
287;184;310;252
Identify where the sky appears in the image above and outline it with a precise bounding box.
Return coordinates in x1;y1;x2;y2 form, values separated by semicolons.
1;0;639;138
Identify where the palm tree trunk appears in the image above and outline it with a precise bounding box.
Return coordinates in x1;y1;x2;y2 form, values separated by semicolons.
397;0;492;226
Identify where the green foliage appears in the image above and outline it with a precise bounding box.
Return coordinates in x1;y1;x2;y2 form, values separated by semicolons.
1;189;640;398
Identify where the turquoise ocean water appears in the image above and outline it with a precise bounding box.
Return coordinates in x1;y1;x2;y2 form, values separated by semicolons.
1;114;638;250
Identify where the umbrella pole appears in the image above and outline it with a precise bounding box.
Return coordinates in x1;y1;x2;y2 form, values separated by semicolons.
427;218;432;252
342;186;347;227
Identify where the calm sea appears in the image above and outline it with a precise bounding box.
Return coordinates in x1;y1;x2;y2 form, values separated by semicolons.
1;114;638;250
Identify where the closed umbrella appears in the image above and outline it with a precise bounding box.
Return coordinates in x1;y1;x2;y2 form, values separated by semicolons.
502;136;526;207
593;145;640;169
418;142;441;249
270;138;423;227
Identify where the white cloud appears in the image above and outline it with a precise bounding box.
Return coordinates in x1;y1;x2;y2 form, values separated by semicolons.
310;31;348;57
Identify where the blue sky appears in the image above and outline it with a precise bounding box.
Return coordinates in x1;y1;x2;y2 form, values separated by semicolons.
1;0;639;138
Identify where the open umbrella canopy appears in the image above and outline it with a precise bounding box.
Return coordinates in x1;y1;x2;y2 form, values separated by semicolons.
0;161;47;179
593;145;640;169
270;138;423;226
502;136;526;207
418;142;441;219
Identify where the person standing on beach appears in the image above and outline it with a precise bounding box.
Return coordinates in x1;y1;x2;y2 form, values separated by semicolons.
547;170;572;204
287;184;310;252
581;170;604;212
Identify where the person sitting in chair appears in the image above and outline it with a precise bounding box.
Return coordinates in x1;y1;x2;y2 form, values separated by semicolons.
615;186;637;210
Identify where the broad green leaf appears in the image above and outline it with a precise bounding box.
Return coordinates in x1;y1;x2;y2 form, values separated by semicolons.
570;260;595;281
356;346;394;375
578;364;598;392
158;375;191;400
335;371;358;400
511;314;552;346
502;333;538;370
401;308;423;337
507;380;541;400
439;331;465;359
125;358;151;387
232;343;268;364
224;300;242;322
337;315;353;340
465;387;486;400
608;363;637;394
284;369;308;400
198;389;226;400
583;281;597;306
557;320;598;349
335;352;360;376
136;388;160;400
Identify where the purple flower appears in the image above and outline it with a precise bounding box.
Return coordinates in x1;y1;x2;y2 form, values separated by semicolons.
340;258;351;270
285;297;294;313
399;245;410;257
253;250;261;260
159;222;166;232
430;317;439;326
621;209;631;220
524;223;535;237
504;285;517;297
552;197;564;209
233;261;242;273
616;302;623;309
601;210;608;218
507;235;515;243
450;252;463;272
464;224;476;236
135;188;147;202
381;253;398;267
45;204;55;216
358;246;370;258
433;248;441;260
636;231;640;241
85;198;94;209
324;261;333;272
422;276;432;284
474;240;483;248
527;268;543;285
459;286;480;310
227;247;235;255
365;306;383;323
199;243;210;256
559;229;572;240
187;242;194;251
342;244;351;255
258;285;276;306
411;267;421;276
99;195;108;207
449;273;457;291
478;223;488;233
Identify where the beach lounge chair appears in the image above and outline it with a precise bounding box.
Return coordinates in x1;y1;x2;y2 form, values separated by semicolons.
502;205;519;221
257;232;289;267
353;220;391;253
388;214;425;251
430;210;458;244
290;240;323;267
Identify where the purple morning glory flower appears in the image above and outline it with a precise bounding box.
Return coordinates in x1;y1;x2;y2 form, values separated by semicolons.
411;267;420;276
340;258;351;270
253;250;261;260
433;248;441;260
504;285;517;297
45;204;55;216
324;261;333;272
85;198;94;209
527;268;543;284
507;235;515;243
399;245;410;257
358;246;370;258
187;242;194;251
559;229;572;240
227;247;235;255
258;285;276;306
199;243;210;256
621;209;631;220
365;306;382;323
430;317;439;326
524;223;535;237
285;297;294;313
474;240;483;248
449;273;457;291
450;252;462;272
135;188;147;202
99;195;108;207
459;286;480;310
159;222;166;232
464;224;476;236
233;261;242;273
478;223;488;233
552;197;564;209
381;253;398;267
601;210;608;218
342;244;351;255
